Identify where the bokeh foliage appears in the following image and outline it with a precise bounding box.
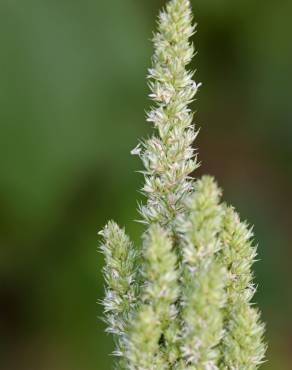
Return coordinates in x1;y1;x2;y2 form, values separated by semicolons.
0;0;291;369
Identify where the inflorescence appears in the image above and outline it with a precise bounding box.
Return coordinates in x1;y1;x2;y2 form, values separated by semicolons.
100;1;266;369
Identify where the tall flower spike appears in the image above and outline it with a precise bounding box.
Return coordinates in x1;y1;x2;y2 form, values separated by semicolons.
137;0;201;229
219;206;266;369
99;222;138;364
126;225;179;369
177;176;227;369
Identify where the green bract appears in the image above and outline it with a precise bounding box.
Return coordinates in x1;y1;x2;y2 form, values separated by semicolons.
100;1;266;369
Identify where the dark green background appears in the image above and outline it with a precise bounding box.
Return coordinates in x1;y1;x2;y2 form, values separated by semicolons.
1;0;291;369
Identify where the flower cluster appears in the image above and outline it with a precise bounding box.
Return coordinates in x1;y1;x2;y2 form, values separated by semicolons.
100;1;266;369
138;0;200;229
99;222;138;365
126;225;179;369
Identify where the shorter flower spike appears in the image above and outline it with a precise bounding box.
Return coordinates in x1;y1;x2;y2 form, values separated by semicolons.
219;206;266;369
126;225;179;370
178;176;227;369
99;221;138;364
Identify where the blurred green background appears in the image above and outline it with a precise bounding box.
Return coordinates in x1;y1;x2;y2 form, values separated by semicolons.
1;0;291;369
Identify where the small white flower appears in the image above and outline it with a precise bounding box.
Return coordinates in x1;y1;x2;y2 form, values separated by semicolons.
193;81;202;95
131;144;142;156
